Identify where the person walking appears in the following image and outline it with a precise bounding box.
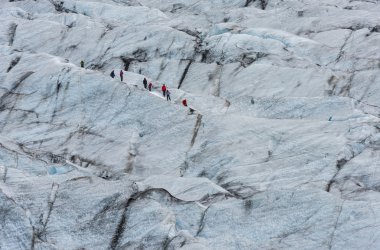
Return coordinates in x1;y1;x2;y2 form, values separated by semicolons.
166;89;171;101
182;99;187;107
110;70;115;78
161;84;167;97
120;70;124;82
182;99;194;114
143;78;148;89
148;82;153;91
80;60;84;68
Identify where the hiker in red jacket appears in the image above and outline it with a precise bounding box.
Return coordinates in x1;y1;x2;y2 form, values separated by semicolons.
148;82;153;91
182;99;194;114
182;99;187;107
161;84;167;97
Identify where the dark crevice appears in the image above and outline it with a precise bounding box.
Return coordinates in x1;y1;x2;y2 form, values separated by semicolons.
109;188;196;250
0;190;37;249
31;229;36;250
43;183;59;229
326;178;336;192
132;49;148;62
369;25;380;33
66;22;74;29
336;158;348;170
50;0;64;12
90;45;111;70
89;62;105;70
35;183;59;242
325;146;364;192
335;30;353;63
121;57;134;71
100;24;114;39
301;25;368;37
220;180;260;199
338;74;353;96
328;201;345;250
244;0;254;7
8;23;18;46
17;143;48;164
56;80;62;95
110;208;127;249
0;139;71;168
118;49;149;72
221;186;246;199
50;0;78;14
175;27;201;40
260;0;268;10
156;60;170;80
190;114;202;147
180;114;203;176
111;188;229;249
1;108;39;118
177;60;192;89
244;0;268;9
170;3;185;13
6;56;21;73
1;166;7;183
163;235;186;250
325;159;348;192
69;154;110;174
196;205;210;236
89;194;123;226
201;50;209;63
60;126;106;148
0;71;34;111
240;54;255;68
327;75;339;96
345;24;366;31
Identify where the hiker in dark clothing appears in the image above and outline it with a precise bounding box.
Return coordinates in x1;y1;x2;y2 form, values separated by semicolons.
110;70;115;78
166;89;171;101
120;70;124;82
148;82;153;91
80;60;84;68
143;78;148;89
161;84;167;97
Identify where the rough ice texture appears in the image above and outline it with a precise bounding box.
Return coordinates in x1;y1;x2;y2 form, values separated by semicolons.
0;0;380;249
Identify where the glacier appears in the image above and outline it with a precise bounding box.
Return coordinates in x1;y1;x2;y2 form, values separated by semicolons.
0;0;380;249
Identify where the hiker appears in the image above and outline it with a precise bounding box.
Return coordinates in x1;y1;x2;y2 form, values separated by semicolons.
120;70;124;82
110;70;115;78
161;84;167;97
182;99;187;107
143;78;148;89
148;82;153;91
80;60;84;68
182;99;194;114
166;89;171;101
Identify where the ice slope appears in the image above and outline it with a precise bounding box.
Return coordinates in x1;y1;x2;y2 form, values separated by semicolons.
0;0;380;249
